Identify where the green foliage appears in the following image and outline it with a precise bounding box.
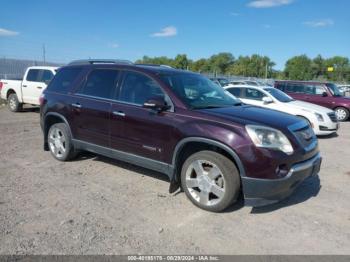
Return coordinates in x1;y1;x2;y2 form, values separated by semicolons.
284;55;313;80
136;53;350;82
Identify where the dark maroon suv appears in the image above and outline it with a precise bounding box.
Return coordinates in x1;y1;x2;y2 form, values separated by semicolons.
275;80;350;121
40;60;322;212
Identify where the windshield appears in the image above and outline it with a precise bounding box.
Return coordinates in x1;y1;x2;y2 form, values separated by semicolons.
160;73;241;109
264;88;294;102
326;83;343;97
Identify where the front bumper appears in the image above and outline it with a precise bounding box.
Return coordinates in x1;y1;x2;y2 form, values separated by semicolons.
314;121;339;136
242;153;322;207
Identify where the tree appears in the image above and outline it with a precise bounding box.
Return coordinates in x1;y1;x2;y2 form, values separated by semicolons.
190;58;210;72
207;53;235;74
227;54;275;78
173;54;190;69
311;55;325;80
284;55;313;80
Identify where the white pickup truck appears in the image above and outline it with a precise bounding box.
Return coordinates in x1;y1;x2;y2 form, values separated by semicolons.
0;66;58;112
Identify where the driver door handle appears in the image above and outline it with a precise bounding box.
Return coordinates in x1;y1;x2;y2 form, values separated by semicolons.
113;111;126;117
71;103;82;109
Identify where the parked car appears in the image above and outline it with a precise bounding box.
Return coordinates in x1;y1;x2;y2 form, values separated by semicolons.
209;77;230;87
40;60;321;212
230;80;246;85
0;66;58;112
275;80;350;121
337;84;350;96
225;85;338;136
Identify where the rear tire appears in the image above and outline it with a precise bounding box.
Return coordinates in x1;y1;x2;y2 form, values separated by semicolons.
7;93;22;112
48;123;78;161
180;150;240;212
334;107;349;121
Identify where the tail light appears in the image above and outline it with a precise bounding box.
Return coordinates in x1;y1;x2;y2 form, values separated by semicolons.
0;82;3;91
39;93;45;106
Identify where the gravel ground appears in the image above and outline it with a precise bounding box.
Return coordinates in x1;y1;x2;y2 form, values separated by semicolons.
0;106;349;255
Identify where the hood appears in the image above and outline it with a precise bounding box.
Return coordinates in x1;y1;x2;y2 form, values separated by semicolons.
289;100;333;113
199;105;303;131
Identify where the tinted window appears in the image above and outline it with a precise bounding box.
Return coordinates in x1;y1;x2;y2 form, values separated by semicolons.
26;69;40;82
40;70;54;83
275;82;285;91
227;88;242;97
78;69;119;99
245;88;266;101
119;71;164;105
285;83;304;93
47;67;82;93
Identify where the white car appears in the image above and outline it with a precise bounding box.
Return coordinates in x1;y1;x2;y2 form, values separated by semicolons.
0;66;58;112
225;85;339;136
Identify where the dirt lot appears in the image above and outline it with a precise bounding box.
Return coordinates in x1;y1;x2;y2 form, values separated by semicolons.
0;105;349;255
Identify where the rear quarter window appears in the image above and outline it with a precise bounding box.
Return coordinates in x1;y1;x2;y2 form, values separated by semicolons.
46;67;82;93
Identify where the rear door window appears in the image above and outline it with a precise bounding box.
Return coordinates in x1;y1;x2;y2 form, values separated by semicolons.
226;88;242;97
26;69;40;82
285;83;305;94
78;69;119;99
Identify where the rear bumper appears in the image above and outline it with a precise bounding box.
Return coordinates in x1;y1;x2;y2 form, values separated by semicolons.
242;153;322;207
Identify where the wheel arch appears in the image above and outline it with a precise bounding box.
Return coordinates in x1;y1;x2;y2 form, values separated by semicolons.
171;137;246;184
43;113;73;151
6;89;17;99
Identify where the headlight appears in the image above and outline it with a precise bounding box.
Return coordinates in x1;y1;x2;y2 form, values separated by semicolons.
315;113;324;122
246;125;294;155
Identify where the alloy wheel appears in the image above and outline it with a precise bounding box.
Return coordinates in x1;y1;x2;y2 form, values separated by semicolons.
9;97;17;110
335;108;347;121
185;160;226;206
48;127;66;158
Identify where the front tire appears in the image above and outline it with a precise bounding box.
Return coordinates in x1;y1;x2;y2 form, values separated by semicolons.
48;123;77;161
335;107;349;121
7;93;22;112
181;150;240;212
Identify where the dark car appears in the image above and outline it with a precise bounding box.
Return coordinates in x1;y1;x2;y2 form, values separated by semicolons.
40;60;321;212
275;80;350;121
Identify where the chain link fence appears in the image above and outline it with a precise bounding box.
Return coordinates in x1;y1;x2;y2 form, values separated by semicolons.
0;58;63;80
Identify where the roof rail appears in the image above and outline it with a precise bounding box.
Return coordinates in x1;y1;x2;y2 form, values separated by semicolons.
135;63;174;69
68;59;134;66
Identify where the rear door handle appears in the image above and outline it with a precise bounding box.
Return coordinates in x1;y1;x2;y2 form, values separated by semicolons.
37;86;43;89
71;103;82;109
113;111;126;117
22;85;27;87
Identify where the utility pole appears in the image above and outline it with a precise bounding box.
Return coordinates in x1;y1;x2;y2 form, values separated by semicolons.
265;62;268;79
42;44;46;65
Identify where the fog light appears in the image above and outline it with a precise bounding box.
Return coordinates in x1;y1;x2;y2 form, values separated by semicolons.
276;164;289;178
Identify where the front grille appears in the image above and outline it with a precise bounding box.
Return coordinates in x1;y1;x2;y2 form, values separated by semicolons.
293;125;316;150
327;112;337;123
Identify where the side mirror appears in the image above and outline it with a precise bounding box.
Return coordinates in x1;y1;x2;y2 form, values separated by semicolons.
143;96;170;112
262;96;273;104
322;92;328;97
